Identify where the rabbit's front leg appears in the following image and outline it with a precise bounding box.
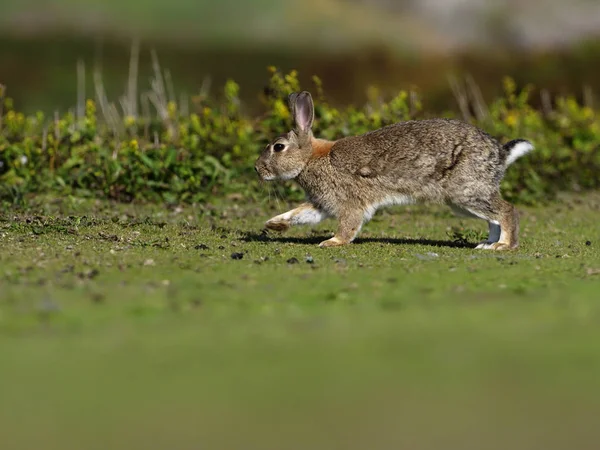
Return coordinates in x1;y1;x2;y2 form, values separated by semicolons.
319;210;364;248
265;202;327;232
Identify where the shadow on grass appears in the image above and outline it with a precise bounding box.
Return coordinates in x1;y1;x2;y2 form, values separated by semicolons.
241;231;476;249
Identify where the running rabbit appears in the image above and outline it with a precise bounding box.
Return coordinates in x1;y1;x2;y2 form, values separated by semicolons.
255;91;533;250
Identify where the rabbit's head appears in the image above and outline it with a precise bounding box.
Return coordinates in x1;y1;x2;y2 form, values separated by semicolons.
255;91;315;181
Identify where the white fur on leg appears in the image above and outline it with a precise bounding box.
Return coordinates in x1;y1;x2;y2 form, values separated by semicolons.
476;221;501;249
488;222;501;242
266;204;327;230
289;207;328;225
364;195;415;222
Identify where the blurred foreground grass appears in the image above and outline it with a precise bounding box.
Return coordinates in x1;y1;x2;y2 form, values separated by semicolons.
1;192;599;449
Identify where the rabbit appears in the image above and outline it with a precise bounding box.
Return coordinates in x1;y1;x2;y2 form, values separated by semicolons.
254;91;534;250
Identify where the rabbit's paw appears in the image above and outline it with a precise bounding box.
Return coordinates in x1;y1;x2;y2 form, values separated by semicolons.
265;219;290;232
476;242;514;251
319;237;346;248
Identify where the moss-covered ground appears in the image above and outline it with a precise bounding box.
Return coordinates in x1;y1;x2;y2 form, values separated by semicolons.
1;193;599;449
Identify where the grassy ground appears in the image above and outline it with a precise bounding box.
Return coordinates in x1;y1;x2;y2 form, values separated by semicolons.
1;192;600;449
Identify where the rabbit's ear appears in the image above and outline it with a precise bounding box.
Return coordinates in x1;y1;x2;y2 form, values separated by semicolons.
288;92;299;111
293;91;314;133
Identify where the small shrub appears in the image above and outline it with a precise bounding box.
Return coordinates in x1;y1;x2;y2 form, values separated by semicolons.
1;69;598;205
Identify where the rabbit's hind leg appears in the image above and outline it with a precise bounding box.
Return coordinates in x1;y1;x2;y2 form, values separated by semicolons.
486;222;502;244
450;196;520;250
470;196;519;250
451;196;519;250
448;203;501;248
475;221;503;249
487;198;519;250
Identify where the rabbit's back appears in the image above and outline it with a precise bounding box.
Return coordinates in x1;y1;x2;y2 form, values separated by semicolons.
328;118;505;201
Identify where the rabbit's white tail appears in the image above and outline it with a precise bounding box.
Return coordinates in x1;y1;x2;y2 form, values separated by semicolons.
503;139;534;167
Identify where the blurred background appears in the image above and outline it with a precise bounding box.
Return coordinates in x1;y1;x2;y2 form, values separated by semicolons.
1;0;600;114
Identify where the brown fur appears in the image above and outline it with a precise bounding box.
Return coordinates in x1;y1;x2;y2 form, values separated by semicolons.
494;198;519;249
255;91;533;250
310;138;336;159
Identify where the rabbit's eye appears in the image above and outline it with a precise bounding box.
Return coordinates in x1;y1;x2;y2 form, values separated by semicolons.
274;143;285;152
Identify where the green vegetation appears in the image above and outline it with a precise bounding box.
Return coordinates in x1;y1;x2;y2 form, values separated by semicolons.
2;53;600;449
2;69;600;208
1;191;599;449
2;3;599;448
2;190;599;333
3;0;600;115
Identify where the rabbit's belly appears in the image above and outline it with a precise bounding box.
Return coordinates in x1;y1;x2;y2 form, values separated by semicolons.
364;194;416;221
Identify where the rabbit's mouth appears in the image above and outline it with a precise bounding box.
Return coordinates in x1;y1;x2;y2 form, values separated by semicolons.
255;162;302;181
255;165;275;181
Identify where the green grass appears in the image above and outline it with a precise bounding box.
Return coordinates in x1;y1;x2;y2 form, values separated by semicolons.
1;192;600;449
